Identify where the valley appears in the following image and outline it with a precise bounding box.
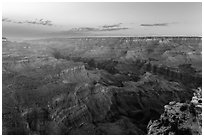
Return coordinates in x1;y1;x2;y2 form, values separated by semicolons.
2;37;202;135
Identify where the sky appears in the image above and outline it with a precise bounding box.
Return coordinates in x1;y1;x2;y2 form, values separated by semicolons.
2;2;202;40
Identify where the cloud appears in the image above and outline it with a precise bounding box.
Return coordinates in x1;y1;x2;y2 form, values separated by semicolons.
101;23;128;31
2;18;12;22
25;19;53;26
70;23;128;32
140;23;169;27
2;17;53;26
102;23;122;28
100;27;128;31
70;27;98;32
140;22;179;27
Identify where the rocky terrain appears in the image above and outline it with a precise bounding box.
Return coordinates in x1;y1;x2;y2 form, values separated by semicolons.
147;87;202;135
2;37;202;134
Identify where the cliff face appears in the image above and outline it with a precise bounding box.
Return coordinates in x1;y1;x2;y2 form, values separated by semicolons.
45;37;201;87
60;65;100;84
40;71;194;134
19;70;194;134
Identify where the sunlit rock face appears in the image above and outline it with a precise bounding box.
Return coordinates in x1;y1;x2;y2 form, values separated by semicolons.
147;87;202;135
47;82;113;134
60;65;100;84
60;65;89;83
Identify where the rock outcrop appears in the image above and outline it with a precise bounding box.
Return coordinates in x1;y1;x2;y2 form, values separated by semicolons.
147;87;202;135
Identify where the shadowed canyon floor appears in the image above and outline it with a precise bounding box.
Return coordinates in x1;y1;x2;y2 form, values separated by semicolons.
2;37;202;135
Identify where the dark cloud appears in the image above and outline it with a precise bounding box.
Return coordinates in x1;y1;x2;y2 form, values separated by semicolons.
102;23;122;28
2;17;53;26
16;21;23;24
70;27;98;32
140;23;169;27
71;23;128;32
2;18;12;22
101;23;128;31
100;27;128;31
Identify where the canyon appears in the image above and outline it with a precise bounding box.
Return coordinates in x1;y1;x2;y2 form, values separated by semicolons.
2;37;202;134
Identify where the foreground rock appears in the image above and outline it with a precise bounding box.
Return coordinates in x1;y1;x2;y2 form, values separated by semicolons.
147;87;202;135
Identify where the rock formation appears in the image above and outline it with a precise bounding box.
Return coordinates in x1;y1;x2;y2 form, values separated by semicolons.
3;37;202;135
147;87;202;135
